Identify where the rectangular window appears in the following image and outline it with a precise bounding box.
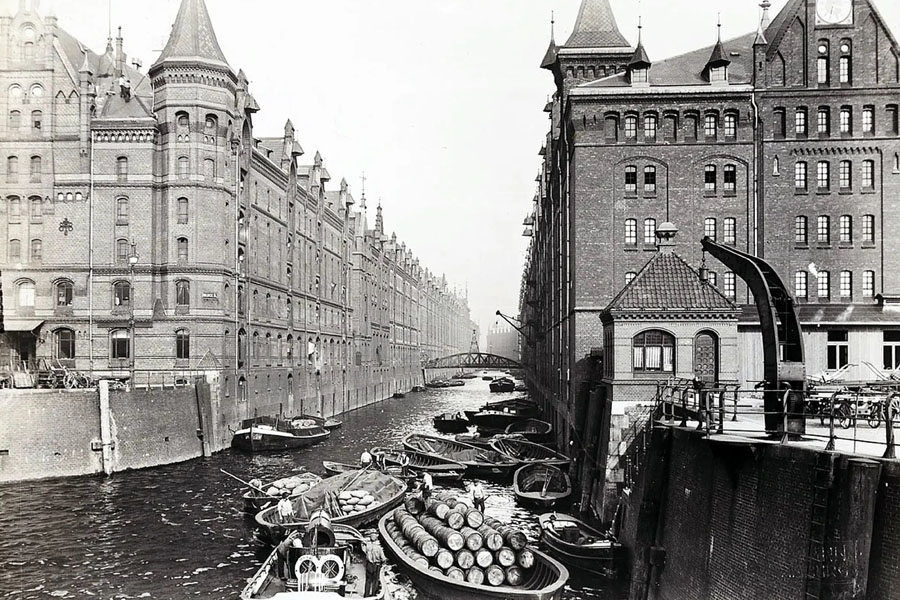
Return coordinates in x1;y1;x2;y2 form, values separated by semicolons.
177;198;189;224
863;106;874;133
827;331;849;369
710;66;727;82
624;116;637;139
644;219;656;245
817;57;829;84
723;217;736;244
883;331;900;370
723;164;736;193
723;114;736;138
116;198;128;224
862;215;875;243
644;115;657;140
862;160;874;188
818;271;830;298
116;157;128;183
863;270;875;297
888;105;899;135
840;271;852;297
795;216;808;245
840;107;852;133
30;239;41;262
817;108;830;134
708;271;717;287
704;165;717;192
817;161;830;190
176;331;190;360
30;156;40;183
795;271;808;299
774;108;786;138
839;215;852;243
624;219;637;246
624;167;637;194
795;108;807;136
644;167;656;193
704;218;716;240
723;271;735;298
686;115;698;141
30;197;41;220
704;114;717;138
111;330;130;360
795;162;807;190
839;56;851;83
605;117;618;141
839;160;852;189
6;156;17;182
817;216;830;244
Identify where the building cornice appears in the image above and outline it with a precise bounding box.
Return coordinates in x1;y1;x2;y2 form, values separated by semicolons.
570;84;754;97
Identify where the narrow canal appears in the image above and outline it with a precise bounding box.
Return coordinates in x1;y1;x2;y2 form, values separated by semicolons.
0;375;627;600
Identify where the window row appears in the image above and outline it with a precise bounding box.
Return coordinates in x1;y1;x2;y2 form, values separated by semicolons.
5;155;41;181
794;270;875;300
793;160;875;191
104;328;191;361
7;110;42;133
8;83;45;101
7;239;42;262
606;110;740;143
793;215;875;245
774;104;899;138
9;279;191;310
623;217;736;246
5;195;45;222
632;330;722;373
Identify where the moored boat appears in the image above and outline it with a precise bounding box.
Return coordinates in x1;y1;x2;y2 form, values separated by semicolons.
402;434;518;478
433;412;471;434
470;398;541;420
513;465;572;509
505;419;553;444
294;414;343;431
489;438;570;468
411;385;427;392
231;416;331;452
370;447;466;482
465;409;531;432
489;378;516;393
241;515;388;599
256;469;407;543
322;460;416;482
538;513;624;579
242;472;324;513
378;511;568;600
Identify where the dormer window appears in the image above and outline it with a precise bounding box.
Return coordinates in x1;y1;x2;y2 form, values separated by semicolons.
632;68;648;83
710;66;727;82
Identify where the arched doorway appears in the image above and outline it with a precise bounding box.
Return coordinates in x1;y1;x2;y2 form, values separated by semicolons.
694;331;719;385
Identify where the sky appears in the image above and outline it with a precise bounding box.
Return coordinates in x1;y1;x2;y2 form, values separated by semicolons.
39;0;900;340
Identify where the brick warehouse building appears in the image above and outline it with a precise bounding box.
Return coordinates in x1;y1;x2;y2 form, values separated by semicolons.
0;0;475;415
520;0;900;491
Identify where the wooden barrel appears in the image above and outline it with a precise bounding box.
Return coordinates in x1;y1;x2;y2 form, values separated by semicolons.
474;548;493;568
463;507;484;529
429;565;444;574
410;528;440;558
455;548;475;570
496;546;516;568
425;498;451;520
516;547;535;569
445;566;465;581
442;496;484;529
445;510;465;530
485;564;505;587
459;527;484;551
396;509;440;557
419;515;465;551
465;567;485;585
505;566;525;586
434;548;455;570
483;516;527;550
476;523;504;551
404;496;425;515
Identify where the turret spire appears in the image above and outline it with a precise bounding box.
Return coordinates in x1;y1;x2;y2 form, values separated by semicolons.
151;0;230;72
564;0;630;49
540;11;559;69
760;0;772;30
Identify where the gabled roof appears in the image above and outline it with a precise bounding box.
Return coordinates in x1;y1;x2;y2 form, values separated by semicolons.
605;252;736;314
579;32;756;89
629;39;651;68
98;87;154;120
152;0;230;70
564;0;631;49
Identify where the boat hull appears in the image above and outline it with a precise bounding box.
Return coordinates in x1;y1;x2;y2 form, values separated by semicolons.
402;434;518;479
433;417;470;434
231;428;330;452
379;513;568;600
513;465;572;509
538;514;623;579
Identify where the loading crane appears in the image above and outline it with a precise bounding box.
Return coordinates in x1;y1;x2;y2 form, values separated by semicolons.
701;237;806;435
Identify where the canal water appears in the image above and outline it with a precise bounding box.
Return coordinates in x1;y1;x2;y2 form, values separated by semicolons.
0;374;627;600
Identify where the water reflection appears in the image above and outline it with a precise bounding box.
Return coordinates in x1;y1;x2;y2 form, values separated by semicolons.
0;374;625;599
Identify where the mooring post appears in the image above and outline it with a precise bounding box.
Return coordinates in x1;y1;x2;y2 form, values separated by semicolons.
98;379;114;476
884;393;896;459
825;390;837;452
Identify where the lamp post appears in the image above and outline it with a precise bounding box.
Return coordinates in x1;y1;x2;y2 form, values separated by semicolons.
128;241;138;388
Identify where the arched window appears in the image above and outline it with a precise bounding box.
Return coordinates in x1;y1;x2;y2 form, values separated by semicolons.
795;161;808;190
176;280;190;306
8;84;23;101
30;155;40;182
30;196;41;220
643;218;657;245
177;156;189;179
624;166;637;193
817;40;830;84
116;197;128;223
238;329;247;366
177;197;188;224
56;280;74;306
8;238;21;261
8;196;20;222
203;158;216;181
839;40;852;84
9;110;21;129
111;329;130;359
30;238;41;262
633;330;675;372
176;111;189;136
113;281;131;306
7;155;18;181
175;329;190;360
23;42;33;60
644;166;656;193
31;110;41;131
55;328;76;360
704;165;717;192
116;238;129;263
17;280;35;309
176;237;188;262
643;114;657;140
116;157;128;182
624;115;637;139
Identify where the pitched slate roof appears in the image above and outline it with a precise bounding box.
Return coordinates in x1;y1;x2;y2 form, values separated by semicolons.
564;0;631;49
605;252;736;313
152;0;229;70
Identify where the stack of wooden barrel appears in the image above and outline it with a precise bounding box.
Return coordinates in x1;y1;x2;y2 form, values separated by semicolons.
383;493;535;586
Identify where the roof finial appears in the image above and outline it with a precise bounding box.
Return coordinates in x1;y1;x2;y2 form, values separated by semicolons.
760;0;772;29
550;10;555;42
717;12;722;42
637;14;642;44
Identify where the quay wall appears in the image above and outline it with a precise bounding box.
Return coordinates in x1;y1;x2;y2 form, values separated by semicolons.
0;367;431;483
619;425;896;600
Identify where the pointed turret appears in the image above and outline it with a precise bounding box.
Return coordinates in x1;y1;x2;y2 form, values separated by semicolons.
564;0;630;49
760;0;772;30
703;18;730;83
375;201;384;236
540;12;558;69
628;18;651;85
151;0;230;72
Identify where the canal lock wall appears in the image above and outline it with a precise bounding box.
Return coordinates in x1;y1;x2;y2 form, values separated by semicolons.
613;425;900;600
0;365;439;482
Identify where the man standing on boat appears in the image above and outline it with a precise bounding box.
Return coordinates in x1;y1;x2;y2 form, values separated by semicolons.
420;471;433;501
277;491;295;524
360;449;373;469
470;481;486;512
363;532;385;596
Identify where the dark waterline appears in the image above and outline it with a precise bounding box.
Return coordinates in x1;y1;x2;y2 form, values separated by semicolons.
0;376;626;599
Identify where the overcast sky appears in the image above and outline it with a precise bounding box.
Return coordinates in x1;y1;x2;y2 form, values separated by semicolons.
44;0;900;339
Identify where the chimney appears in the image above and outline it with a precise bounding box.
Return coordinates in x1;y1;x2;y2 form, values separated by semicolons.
655;222;678;254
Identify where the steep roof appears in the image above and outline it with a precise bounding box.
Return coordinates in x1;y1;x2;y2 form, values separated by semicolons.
579;32;756;89
564;0;631;49
152;0;230;70
605;252;736;314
